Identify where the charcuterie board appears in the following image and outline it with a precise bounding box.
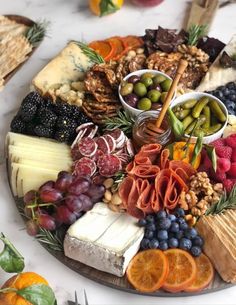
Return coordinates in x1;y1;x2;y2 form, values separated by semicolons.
6;25;236;297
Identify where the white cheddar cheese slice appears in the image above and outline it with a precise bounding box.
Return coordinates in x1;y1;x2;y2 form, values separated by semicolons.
64;203;144;277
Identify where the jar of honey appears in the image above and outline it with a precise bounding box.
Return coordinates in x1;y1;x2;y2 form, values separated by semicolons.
132;110;172;148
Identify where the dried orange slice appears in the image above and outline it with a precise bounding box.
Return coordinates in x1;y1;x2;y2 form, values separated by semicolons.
126;249;169;292
162;249;197;293
107;36;126;60
88;40;114;61
185;254;214;292
122;35;144;50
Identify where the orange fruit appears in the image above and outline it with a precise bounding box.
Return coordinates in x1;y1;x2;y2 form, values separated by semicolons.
122;35;144;50
185;254;214;292
89;40;115;61
89;0;124;16
162;249;197;293
0;272;48;305
107;36;126;60
172;142;201;169
126;249;169;292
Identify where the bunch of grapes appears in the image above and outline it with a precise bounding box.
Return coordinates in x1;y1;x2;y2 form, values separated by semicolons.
24;171;105;236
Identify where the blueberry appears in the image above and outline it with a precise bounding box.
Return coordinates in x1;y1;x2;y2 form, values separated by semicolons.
223;87;230;96
170;222;180;233
184;228;198;239
140;238;150;249
146;223;156;231
149;239;159;249
159;240;168;250
168;214;176;222
230;94;236;102
177;217;186;224
179;238;192;250
156;210;167;219
168;237;179;248
168;232;175;239
175;230;184;240
146;215;155;223
179;221;188;231
145;230;154;239
157;230;168;240
158;218;171;230
192;235;204;247
138;219;147;227
175;208;185;217
191;246;202;257
226;82;236;90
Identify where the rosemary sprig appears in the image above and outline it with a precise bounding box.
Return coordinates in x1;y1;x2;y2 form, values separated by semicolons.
206;185;236;215
104;110;135;137
72;41;104;64
25;20;50;47
187;24;208;46
112;171;126;192
36;228;63;252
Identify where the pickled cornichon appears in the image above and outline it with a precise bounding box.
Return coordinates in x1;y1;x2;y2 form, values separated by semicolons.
192;97;209;119
209;100;227;123
185;115;206;135
202;106;211;129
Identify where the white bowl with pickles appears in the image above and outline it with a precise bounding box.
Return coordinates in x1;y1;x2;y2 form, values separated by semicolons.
118;69;176;117
171;92;228;144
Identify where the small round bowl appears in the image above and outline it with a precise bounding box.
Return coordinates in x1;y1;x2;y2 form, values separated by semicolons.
118;69;176;118
171;92;228;144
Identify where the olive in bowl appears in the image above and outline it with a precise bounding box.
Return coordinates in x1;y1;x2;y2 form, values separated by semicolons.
118;69;175;117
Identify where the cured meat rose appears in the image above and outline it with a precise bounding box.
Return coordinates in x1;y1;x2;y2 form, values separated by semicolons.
138;143;162;163
133;165;160;179
78;137;97;157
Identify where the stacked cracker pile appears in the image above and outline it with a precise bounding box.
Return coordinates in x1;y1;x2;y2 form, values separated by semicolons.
0;16;32;90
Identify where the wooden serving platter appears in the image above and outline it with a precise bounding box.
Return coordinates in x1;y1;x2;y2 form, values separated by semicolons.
11;194;234;297
2;15;41;87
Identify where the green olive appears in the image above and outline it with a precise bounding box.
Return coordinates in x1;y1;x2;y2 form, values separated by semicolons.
137;98;152;110
147;89;161;103
120;83;134;96
153;75;166;85
160;92;168;104
161;79;172;92
134;82;147;97
141;77;153;88
141;72;155;79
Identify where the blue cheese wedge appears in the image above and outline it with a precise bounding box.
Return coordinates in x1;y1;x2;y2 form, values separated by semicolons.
197;34;236;92
64;203;144;277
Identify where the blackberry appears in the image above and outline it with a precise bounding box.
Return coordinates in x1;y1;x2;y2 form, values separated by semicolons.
19;102;37;122
10;116;26;133
54;129;71;142
56;116;71;129
55;101;72;117
22;91;44;106
77;111;91;125
34;124;54;138
70;105;82;119
39;109;58;128
25;122;36;136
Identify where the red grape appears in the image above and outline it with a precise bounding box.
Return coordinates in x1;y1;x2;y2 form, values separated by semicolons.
55;174;73;192
55;206;76;225
26;219;39;236
68;177;91;196
39;188;63;203
39;181;55;192
78;194;93;211
65;195;83;213
92;174;106;185
37;214;56;231
85;184;105;203
24;190;37;204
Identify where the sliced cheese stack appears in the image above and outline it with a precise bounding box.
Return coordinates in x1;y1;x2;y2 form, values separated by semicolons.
196;209;236;283
64;202;144;277
6;132;73;197
197;34;236;92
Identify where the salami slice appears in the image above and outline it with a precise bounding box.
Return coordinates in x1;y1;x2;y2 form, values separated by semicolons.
76;122;94;133
104;134;116;152
92;149;104;162
116;133;126;149
108;128;124;143
78;137;97;157
97;154;121;177
96;136;110;154
125;139;135;157
71;128;87;149
73;161;93;177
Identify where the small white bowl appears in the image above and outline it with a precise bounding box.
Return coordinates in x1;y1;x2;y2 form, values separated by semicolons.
171;92;228;144
118;69;175;118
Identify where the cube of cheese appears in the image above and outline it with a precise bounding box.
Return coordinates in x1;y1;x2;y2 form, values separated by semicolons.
64;203;144;277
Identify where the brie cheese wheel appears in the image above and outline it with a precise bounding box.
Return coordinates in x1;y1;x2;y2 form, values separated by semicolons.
64;203;144;277
197;34;236;92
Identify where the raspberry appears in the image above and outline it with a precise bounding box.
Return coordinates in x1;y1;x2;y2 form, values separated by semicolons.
227;162;236;178
231;149;236;162
214;171;226;182
215;146;232;159
211;138;226;148
223;179;235;193
225;134;236;148
217;158;231;173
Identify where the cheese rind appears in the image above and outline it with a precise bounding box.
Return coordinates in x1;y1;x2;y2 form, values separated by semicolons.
64;203;144;277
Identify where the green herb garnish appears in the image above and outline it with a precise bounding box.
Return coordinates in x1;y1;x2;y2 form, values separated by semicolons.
25;20;49;47
36;229;63;252
168;108;184;140
72;41;105;64
205;144;217;172
191;133;203;166
187;24;208;46
206;185;236;215
104;110;135;137
100;0;119;17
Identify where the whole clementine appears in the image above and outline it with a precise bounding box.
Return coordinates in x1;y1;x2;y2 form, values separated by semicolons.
0;272;48;305
89;0;124;16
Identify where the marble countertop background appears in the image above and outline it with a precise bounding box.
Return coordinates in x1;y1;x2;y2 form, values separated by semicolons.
1;0;236;304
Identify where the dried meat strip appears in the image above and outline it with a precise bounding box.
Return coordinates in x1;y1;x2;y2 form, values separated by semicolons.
133;164;160;179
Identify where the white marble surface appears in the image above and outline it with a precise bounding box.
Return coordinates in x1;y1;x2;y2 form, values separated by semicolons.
1;0;236;304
